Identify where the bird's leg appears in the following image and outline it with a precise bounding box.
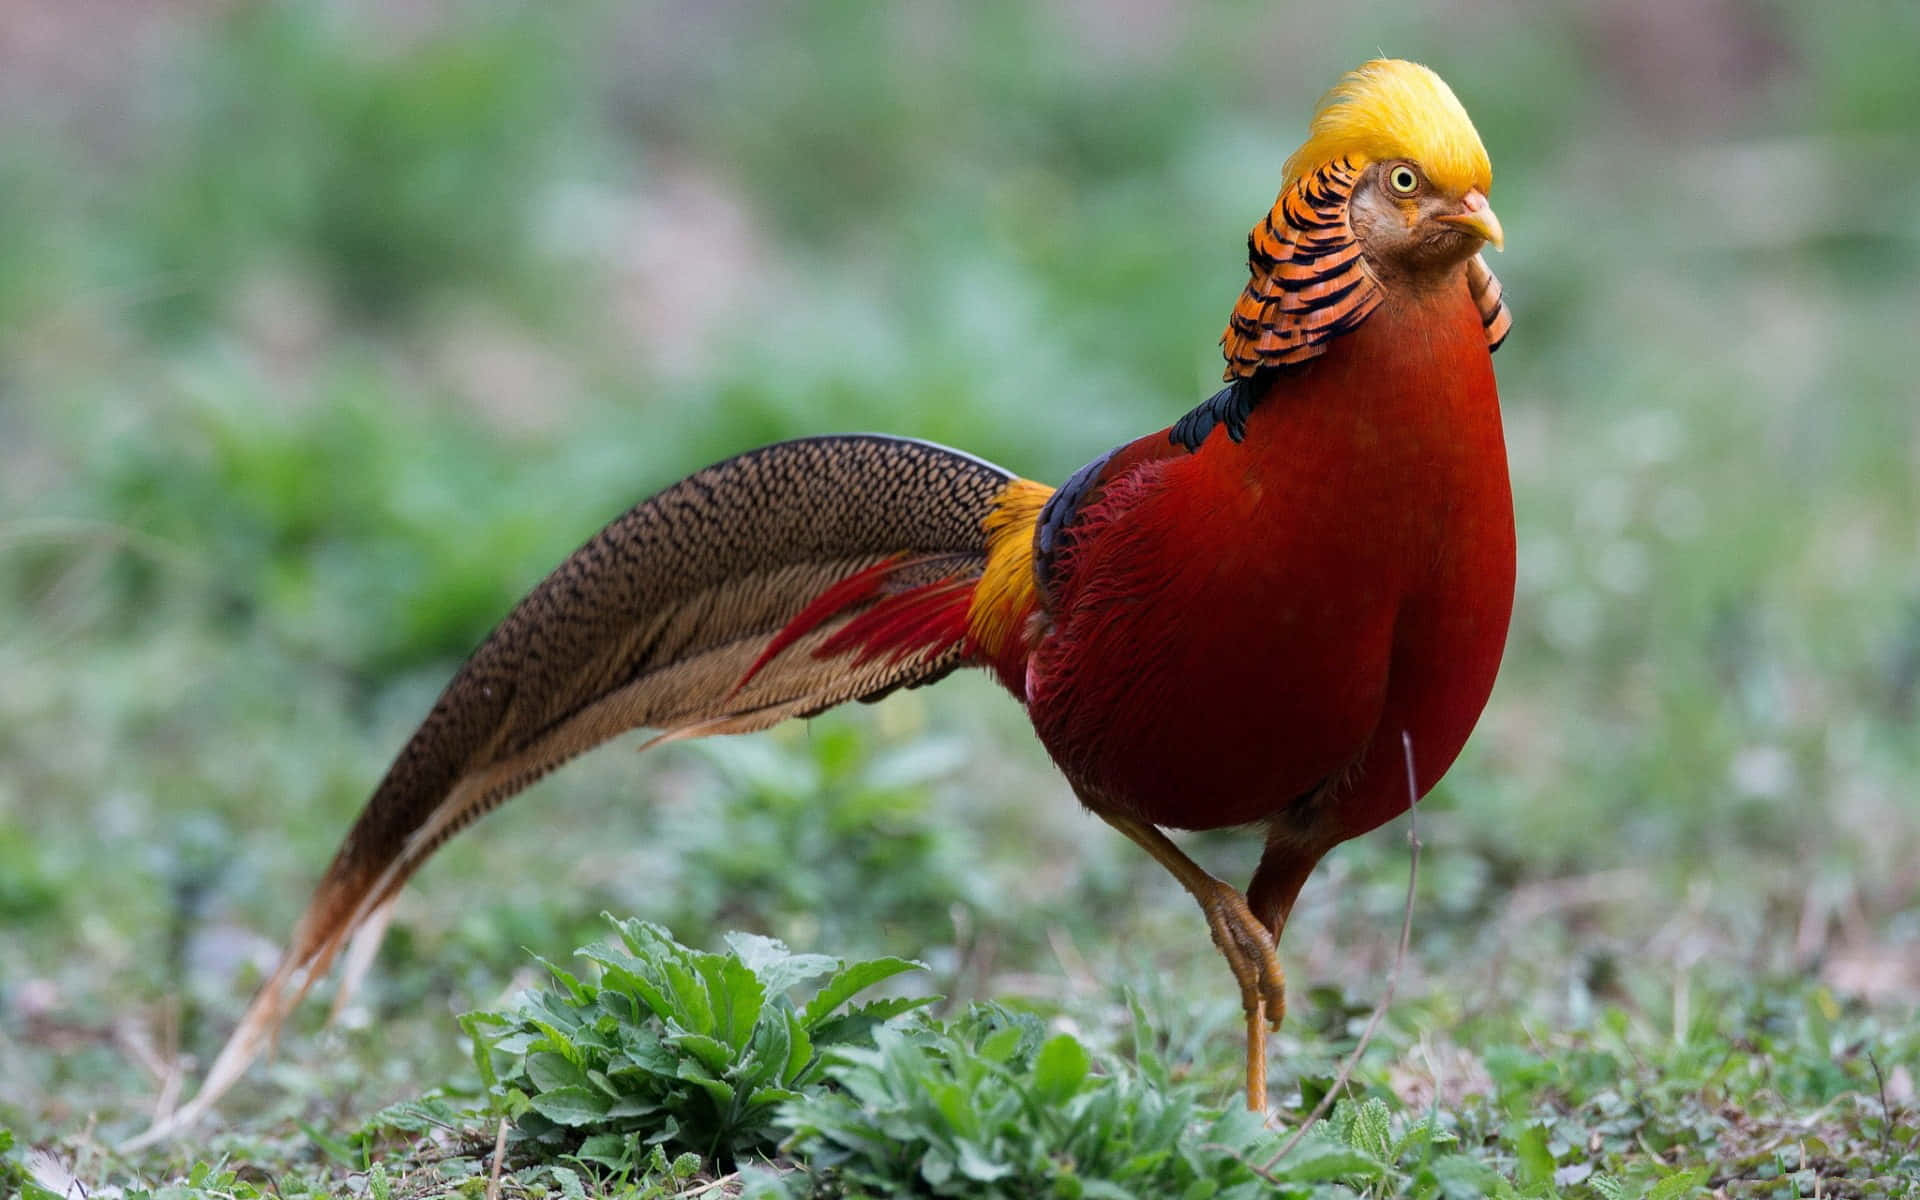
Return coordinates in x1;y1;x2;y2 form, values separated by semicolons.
1098;813;1286;1112
1246;831;1319;950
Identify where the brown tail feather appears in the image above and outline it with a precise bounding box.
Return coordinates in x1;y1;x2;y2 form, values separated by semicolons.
124;434;1017;1147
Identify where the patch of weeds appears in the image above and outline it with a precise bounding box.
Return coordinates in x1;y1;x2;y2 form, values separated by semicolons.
774;1002;1675;1199
496;1144;708;1200
418;925;1584;1198
1261;1094;1702;1200
462;916;935;1171
775;1003;1284;1197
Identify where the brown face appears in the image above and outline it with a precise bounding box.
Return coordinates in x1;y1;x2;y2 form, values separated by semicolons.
1347;159;1504;285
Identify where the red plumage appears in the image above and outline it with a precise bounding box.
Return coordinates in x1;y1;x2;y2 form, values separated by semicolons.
819;577;974;669
1030;285;1512;843
735;554;909;691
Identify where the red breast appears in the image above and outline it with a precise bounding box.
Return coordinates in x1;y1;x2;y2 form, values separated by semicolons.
1025;279;1513;837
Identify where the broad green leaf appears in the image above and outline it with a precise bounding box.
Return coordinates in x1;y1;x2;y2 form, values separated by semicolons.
1514;1122;1555;1187
978;1025;1025;1066
1346;1097;1394;1160
585;1067;624;1099
362;1097;463;1136
782;1008;814;1085
737;1006;791;1088
526;1051;589;1093
594;958;674;1018
954;1137;1015;1182
809;995;940;1047
573;1132;635;1170
1031;1034;1091;1106
605;1096;662;1120
546;1164;587;1200
526;1017;583;1064
526;990;587;1034
1123;992;1170;1090
532;954;593;1005
528;1085;613;1126
608;915;671;957
799;956;925;1029
723;930;839;996
1271;1138;1379;1182
668;1151;702;1179
931;1080;978;1138
1588;1175;1630;1200
596;985;638;1024
739;1085;803;1115
667;1031;735;1075
618;1025;678;1076
676;1061;737;1109
458;1011;504;1092
703;952;768;1051
1428;1155;1507;1200
661;956;715;1035
921;1149;955;1188
490;1030;538;1055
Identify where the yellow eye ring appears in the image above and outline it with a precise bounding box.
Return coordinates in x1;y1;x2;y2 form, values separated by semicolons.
1387;164;1420;195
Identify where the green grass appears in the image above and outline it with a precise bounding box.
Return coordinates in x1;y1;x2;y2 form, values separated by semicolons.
4;1;1918;1196
10;910;1912;1197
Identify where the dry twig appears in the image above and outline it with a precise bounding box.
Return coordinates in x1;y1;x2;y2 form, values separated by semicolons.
485;1115;509;1200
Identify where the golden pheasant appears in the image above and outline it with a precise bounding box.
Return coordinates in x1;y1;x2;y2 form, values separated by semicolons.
133;57;1513;1141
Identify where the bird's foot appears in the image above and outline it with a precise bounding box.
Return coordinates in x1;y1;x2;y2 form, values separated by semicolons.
1194;879;1286;1112
1197;879;1288;1030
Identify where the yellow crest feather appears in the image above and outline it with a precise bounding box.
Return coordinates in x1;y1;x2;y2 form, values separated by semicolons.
1282;59;1492;197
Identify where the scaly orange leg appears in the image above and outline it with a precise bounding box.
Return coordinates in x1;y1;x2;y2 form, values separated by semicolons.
1100;813;1285;1112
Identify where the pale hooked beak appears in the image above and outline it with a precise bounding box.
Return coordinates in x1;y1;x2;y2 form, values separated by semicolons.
1437;188;1505;252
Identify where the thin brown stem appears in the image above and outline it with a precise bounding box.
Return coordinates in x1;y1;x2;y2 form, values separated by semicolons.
485;1116;509;1200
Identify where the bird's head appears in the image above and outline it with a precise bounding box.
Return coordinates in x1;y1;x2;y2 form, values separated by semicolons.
1286;59;1503;280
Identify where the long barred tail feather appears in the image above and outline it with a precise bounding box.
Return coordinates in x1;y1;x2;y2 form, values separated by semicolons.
125;434;1023;1147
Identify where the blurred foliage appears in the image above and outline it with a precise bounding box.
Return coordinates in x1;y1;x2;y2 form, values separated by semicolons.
2;0;1917;1194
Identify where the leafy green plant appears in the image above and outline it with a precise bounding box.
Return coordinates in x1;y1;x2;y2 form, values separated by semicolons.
513;1145;707;1200
778;1004;1293;1198
775;1015;1718;1200
461;916;935;1169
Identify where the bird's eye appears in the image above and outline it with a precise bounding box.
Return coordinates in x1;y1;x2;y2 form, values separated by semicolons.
1387;165;1421;195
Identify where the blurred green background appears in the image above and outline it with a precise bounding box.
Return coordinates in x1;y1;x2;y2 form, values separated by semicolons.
3;0;1916;1158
